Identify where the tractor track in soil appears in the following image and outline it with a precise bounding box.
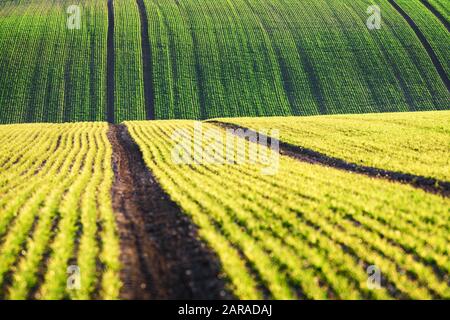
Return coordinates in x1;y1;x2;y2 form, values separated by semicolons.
108;124;232;299
210;121;450;198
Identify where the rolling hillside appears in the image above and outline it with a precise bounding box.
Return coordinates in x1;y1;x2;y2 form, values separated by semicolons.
0;0;448;124
0;112;449;299
126;118;450;299
0;0;449;302
0;0;107;123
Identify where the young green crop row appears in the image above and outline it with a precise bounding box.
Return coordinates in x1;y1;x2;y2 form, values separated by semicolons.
126;120;450;299
113;0;146;123
0;116;448;300
0;0;107;124
216;110;450;181
0;122;120;299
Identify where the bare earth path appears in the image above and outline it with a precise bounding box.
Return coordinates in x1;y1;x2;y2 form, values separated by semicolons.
108;124;231;299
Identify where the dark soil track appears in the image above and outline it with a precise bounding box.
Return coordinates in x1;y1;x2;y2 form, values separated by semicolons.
211;121;450;198
108;125;232;300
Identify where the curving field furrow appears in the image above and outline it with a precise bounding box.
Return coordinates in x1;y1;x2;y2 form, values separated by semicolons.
390;0;450;90
218;111;450;182
0;0;448;123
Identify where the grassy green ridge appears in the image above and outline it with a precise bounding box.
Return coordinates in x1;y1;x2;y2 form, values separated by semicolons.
218;111;450;181
114;0;146;123
427;0;450;21
137;0;449;120
0;0;107;124
0;122;120;299
395;0;450;79
126;120;450;299
0;0;449;123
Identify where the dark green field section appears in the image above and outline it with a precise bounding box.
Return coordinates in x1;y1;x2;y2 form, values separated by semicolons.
0;0;107;124
426;0;450;21
394;0;449;82
0;0;449;124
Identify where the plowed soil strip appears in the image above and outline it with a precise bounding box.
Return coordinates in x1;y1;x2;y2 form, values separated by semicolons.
136;0;155;120
108;124;231;299
388;0;450;91
211;121;450;197
107;0;115;123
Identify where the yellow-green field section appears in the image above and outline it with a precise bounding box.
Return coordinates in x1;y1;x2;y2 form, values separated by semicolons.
0;113;449;300
126;119;450;299
217;111;450;181
0;123;120;299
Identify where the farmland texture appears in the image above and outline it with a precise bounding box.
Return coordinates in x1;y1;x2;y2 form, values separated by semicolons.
0;0;108;124
132;0;450;119
217;110;450;182
1;0;449;124
426;0;450;20
394;0;449;78
0;122;120;299
126;120;450;299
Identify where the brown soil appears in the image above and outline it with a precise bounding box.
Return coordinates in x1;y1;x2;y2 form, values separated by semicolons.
210;121;450;198
108;124;232;300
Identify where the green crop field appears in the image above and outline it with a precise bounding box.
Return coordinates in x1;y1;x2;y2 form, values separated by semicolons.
427;0;450;20
0;0;107;124
0;0;449;123
0;122;120;299
0;111;449;300
395;0;449;78
126;120;450;299
217;110;450;181
0;0;449;303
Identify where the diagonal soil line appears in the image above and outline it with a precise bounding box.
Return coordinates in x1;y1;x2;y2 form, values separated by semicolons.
420;0;450;32
108;124;232;300
136;0;155;120
387;0;450;92
210;121;450;198
106;0;115;123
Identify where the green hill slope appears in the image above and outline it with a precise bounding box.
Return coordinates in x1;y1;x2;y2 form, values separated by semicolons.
0;0;448;124
0;0;107;124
